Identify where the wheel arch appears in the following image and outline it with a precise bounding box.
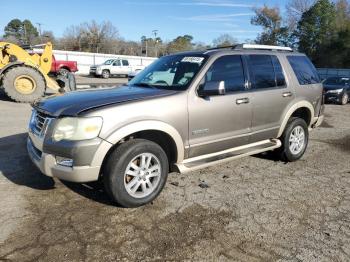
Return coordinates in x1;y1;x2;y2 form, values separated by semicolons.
58;65;71;72
277;101;314;138
104;121;185;164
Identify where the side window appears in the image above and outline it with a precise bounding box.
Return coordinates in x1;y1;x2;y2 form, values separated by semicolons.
113;60;121;66
271;56;286;87
247;55;276;89
204;55;245;93
122;60;129;66
287;56;320;85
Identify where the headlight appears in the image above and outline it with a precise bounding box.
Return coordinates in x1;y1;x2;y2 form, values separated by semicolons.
327;88;343;93
53;117;103;142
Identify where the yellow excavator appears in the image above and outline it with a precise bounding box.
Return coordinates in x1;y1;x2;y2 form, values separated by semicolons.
0;41;76;103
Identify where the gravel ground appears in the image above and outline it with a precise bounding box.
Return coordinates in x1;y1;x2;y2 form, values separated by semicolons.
0;91;349;261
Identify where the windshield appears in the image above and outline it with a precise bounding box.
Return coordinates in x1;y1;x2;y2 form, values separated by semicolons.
129;54;208;90
104;59;115;65
324;77;350;86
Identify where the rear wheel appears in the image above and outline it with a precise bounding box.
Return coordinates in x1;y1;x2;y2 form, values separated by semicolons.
103;139;169;207
2;66;45;103
277;118;309;162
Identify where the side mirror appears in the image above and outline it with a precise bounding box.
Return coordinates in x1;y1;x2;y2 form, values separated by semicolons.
198;81;226;97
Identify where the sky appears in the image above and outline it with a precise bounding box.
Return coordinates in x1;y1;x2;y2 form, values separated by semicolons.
0;0;289;44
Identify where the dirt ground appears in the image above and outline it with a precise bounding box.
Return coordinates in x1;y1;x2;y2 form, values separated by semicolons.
0;90;349;261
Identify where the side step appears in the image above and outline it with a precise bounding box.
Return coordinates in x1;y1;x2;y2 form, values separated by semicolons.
176;139;281;174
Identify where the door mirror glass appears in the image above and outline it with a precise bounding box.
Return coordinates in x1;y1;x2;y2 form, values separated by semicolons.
198;81;226;97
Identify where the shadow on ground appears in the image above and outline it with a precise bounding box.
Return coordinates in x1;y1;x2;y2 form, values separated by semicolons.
0;132;113;205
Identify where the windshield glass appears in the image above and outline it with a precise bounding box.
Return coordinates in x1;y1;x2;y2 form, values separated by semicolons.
104;59;115;65
324;77;350;85
129;54;208;90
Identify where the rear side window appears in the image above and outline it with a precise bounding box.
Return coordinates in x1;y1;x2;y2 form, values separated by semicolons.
122;60;129;66
247;55;277;89
205;55;245;93
287;56;320;85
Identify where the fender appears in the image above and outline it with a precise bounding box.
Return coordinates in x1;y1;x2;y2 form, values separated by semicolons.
277;100;314;137
0;61;24;75
105;120;185;163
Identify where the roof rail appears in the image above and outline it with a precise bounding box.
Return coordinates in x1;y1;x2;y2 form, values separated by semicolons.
238;44;293;52
206;43;293;52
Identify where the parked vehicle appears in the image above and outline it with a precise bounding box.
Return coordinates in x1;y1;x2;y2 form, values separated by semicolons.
0;41;76;103
323;76;350;105
27;44;324;207
90;59;145;79
50;55;78;76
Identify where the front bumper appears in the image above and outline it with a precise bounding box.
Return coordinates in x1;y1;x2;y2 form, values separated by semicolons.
27;135;112;183
325;92;342;103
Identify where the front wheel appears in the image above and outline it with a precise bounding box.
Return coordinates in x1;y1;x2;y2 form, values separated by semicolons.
102;70;110;79
340;93;349;105
103;139;169;207
277;118;309;162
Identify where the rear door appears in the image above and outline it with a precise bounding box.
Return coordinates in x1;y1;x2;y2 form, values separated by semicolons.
121;60;132;75
245;54;294;142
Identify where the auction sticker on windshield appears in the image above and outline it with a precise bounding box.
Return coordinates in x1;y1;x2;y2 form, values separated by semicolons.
181;57;205;64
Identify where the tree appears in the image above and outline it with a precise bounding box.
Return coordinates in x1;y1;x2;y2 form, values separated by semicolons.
212;34;238;47
61;20;119;53
251;5;290;46
286;0;315;30
3;19;39;44
296;0;337;65
166;35;194;54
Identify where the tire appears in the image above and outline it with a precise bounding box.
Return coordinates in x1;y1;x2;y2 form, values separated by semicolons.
56;72;77;93
102;70;110;79
103;139;169;208
65;72;77;92
58;68;70;77
340;93;348;105
277;117;309;162
2;66;45;103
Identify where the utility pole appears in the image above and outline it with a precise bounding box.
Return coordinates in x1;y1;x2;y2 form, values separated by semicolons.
152;30;159;57
36;22;43;40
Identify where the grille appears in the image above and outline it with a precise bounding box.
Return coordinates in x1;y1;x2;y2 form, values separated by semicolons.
32;110;52;137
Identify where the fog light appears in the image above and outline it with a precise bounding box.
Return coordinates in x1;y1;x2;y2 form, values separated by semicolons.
56;156;73;167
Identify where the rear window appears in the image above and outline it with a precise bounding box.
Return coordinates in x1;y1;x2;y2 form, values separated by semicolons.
287;56;320;85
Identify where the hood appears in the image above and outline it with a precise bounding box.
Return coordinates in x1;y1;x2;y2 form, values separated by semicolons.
323;84;346;90
33;85;177;117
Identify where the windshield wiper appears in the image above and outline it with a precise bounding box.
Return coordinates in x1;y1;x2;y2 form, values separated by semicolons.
133;83;157;89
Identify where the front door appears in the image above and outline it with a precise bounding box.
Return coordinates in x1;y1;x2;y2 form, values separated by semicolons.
111;60;122;75
188;55;253;158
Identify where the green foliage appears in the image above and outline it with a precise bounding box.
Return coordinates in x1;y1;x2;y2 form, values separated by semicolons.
166;35;194;54
296;0;337;65
251;5;290;46
4;18;39;44
251;0;350;68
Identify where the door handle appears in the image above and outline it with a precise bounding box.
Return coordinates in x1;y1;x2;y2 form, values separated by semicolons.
236;98;250;105
282;92;293;97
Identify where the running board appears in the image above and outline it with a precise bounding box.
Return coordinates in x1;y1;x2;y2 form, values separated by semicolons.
176;139;281;174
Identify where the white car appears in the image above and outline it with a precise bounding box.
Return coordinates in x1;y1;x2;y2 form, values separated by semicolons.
90;59;145;79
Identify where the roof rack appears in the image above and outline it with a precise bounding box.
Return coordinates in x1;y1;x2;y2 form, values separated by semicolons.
206;43;293;52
